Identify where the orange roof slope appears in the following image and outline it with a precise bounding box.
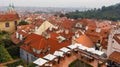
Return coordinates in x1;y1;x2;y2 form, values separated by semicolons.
75;34;94;47
25;33;46;50
0;13;19;22
109;51;120;64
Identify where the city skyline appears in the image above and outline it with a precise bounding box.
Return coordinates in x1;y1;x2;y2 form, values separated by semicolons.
0;0;120;8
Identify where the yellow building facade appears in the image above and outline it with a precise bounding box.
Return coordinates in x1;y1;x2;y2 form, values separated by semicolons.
0;13;20;33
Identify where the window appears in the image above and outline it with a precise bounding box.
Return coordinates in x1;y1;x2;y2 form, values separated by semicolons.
5;22;9;27
104;32;107;34
112;41;114;43
31;56;36;61
36;49;42;54
14;21;17;25
91;30;94;32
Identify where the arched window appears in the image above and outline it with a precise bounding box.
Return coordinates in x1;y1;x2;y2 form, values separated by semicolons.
5;22;9;27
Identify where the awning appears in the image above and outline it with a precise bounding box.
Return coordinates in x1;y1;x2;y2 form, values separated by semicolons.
74;43;82;47
94;50;104;56
86;48;95;53
67;44;77;49
44;54;56;61
33;58;48;66
78;46;88;50
60;47;70;53
78;45;104;56
109;51;120;64
53;51;64;57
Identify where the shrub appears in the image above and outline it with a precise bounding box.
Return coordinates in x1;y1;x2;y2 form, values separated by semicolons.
19;20;29;26
7;46;20;59
0;44;13;63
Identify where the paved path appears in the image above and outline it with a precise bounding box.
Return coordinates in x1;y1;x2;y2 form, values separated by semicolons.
0;59;20;67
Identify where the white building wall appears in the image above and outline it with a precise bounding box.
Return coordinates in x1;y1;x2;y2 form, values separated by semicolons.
112;39;120;52
20;48;38;63
107;34;112;56
107;29;120;57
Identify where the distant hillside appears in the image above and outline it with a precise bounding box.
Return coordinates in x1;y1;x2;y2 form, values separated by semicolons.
65;3;120;21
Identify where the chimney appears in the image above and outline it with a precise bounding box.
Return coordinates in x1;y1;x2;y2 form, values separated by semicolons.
65;29;69;34
85;26;88;30
19;34;23;40
75;33;80;38
16;32;19;38
49;26;53;31
35;26;38;32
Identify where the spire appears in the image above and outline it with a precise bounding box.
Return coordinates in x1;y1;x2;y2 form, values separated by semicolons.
8;3;15;13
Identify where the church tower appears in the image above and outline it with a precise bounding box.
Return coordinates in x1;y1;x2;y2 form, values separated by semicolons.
8;3;15;14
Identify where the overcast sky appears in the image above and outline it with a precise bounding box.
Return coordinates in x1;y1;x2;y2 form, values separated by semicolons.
1;0;120;8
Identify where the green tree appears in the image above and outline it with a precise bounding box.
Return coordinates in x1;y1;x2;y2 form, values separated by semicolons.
19;20;29;26
0;44;13;63
65;3;120;21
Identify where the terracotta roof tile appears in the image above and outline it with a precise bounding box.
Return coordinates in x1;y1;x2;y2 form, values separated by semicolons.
75;34;94;47
0;13;19;22
113;34;120;44
21;32;71;58
24;33;46;50
109;51;120;64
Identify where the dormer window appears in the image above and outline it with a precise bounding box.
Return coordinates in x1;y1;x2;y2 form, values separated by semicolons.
96;28;101;33
32;48;42;54
36;49;42;54
32;48;36;53
75;23;82;28
57;36;66;43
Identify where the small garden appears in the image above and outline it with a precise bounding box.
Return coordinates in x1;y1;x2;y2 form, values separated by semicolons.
0;31;20;63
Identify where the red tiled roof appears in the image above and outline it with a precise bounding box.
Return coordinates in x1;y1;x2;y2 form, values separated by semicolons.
24;33;46;50
11;30;29;44
109;51;120;64
113;34;120;44
75;34;94;47
0;13;19;22
59;30;74;39
21;32;71;58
